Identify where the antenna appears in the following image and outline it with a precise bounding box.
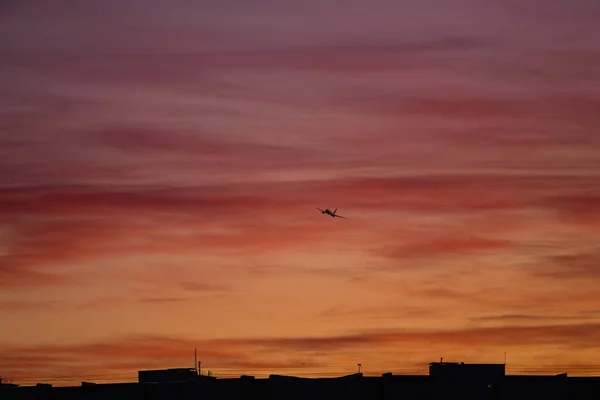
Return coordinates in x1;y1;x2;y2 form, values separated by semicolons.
195;348;197;374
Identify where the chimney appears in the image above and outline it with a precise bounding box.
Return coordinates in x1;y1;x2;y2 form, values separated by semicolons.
440;357;443;364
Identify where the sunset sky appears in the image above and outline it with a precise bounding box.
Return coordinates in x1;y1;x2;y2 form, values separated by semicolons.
1;0;600;385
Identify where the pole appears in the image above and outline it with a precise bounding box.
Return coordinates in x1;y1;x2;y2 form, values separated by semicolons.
195;348;197;374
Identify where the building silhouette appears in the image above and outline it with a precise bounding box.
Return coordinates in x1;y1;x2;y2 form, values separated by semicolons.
428;360;506;378
1;360;599;399
138;368;204;383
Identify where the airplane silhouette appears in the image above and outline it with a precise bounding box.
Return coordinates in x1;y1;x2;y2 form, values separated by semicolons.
316;208;346;219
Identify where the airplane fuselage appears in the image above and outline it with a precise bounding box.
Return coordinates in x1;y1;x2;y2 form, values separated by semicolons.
317;207;345;219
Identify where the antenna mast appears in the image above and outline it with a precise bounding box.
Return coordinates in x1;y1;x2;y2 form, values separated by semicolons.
195;348;198;374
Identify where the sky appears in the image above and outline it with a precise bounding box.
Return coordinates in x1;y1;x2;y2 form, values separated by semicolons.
1;0;600;385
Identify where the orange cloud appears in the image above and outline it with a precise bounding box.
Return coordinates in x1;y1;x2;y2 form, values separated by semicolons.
536;250;600;280
378;235;512;260
0;264;75;289
2;324;600;384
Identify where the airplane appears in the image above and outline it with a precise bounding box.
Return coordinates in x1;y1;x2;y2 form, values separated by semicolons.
316;207;346;219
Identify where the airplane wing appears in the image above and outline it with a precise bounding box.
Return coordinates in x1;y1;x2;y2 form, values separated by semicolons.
316;208;324;212
333;214;346;219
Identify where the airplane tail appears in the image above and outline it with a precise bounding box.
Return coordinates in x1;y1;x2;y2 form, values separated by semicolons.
333;208;337;215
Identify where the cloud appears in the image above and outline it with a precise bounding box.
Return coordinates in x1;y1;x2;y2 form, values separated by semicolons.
85;127;338;170
0;300;62;312
470;314;594;323
2;323;600;383
318;305;440;321
249;324;600;350
551;194;600;215
138;297;194;304
0;264;75;289
378;235;512;260
310;175;582;214
0;334;325;383
179;282;229;292
535;250;600;280
2;173;599;290
152;37;488;73
0;184;281;217
0;296;132;313
0;183;346;252
546;194;600;230
0;293;225;313
397;95;600;126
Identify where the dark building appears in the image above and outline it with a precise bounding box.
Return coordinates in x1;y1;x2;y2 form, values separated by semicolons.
2;361;599;399
429;360;506;378
137;367;199;383
0;377;18;388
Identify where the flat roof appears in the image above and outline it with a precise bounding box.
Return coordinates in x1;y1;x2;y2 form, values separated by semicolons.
429;362;505;366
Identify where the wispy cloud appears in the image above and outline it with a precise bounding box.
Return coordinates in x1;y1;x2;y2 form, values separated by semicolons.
138;297;194;304
535;250;600;280
470;314;598;323
2;324;600;383
179;282;228;292
0;264;76;289
1;174;598;292
378;235;512;260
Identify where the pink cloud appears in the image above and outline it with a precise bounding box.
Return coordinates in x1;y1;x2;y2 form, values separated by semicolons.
1;173;599;289
1;175;555;222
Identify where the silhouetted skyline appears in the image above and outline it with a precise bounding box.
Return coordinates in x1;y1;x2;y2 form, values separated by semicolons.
1;0;600;386
3;361;599;400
